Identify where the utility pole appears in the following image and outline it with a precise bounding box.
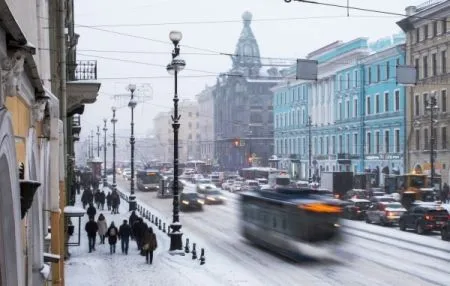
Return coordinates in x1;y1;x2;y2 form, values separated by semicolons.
307;116;312;183
426;93;439;187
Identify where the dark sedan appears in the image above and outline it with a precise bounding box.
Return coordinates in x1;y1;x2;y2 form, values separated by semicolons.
180;192;204;212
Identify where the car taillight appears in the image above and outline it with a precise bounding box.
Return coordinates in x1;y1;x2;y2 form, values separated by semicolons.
425;215;433;220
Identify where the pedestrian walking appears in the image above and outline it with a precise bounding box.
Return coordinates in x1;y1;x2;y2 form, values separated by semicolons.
94;190;101;209
118;219;132;255
106;222;119;254
141;226;157;264
106;192;112;211
97;213;108;244
129;211;138;240
111;191;120;214
99;190;106;210
86;203;97;220
442;183;449;203
84;217;98;253
133;218;147;251
81;189;90;209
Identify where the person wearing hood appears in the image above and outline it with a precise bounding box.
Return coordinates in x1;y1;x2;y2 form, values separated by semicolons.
97;214;108;244
106;221;119;254
128;211;139;240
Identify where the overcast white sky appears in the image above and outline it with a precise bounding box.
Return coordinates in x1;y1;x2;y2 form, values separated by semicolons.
74;0;424;139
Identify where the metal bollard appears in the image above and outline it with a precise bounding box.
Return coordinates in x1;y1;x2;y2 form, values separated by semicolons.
200;248;205;265
184;238;190;253
167;225;171;236
158;219;162;230
162;223;166;233
192;243;197;260
151;215;154;223
154;217;158;225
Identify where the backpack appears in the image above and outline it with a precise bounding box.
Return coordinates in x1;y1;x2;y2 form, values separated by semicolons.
109;228;117;236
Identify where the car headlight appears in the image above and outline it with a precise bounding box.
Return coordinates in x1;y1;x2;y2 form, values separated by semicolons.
182;200;189;205
197;199;205;205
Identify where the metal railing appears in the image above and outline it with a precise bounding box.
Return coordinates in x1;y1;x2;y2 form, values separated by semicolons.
67;60;97;81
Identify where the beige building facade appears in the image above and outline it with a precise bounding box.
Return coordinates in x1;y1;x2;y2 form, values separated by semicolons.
196;85;215;163
398;0;450;185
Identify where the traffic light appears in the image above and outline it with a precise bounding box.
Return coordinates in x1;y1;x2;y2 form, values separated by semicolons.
248;157;253;163
233;139;240;147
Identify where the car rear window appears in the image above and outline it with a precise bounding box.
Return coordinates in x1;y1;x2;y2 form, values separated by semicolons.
386;203;402;209
426;210;448;216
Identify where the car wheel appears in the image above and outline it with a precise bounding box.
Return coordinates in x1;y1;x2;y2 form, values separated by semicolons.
442;228;449;241
416;222;425;235
399;219;406;231
365;215;371;224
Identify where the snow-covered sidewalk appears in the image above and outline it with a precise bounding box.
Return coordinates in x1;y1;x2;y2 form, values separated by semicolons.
65;188;216;286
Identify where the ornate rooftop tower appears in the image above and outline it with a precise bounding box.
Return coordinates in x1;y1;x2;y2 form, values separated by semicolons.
231;11;262;77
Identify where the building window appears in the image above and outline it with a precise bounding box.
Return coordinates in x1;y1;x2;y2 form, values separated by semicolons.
338;135;343;153
433;127;437;149
442;127;447;149
188;112;192;117
346;134;350;154
332;136;336;154
346;100;350;118
432;53;437;76
375;94;380;113
423;93;428;115
354;70;358;87
443;18;447;34
338;75;343;91
442;50;447;74
188;122;192;128
346;73;350;89
376;65;380;82
395;129;400;153
353;98;358;117
442;90;447;112
423;55;428;78
353;133;358;155
384;130;390;153
424;24;429;40
368;67;372;84
415;58;420;80
395;90;400;111
375;131;380;153
384;92;389;112
415;129;420;150
366;132;372;154
386;61;390;80
338;101;342;120
424;129;429;150
326;136;329;154
433;21;438;37
416;27;420;43
366;96;371;115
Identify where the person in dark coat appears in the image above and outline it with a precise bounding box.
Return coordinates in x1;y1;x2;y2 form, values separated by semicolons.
84;217;98;253
133;218;148;250
87;189;94;205
99;190;106;210
106;222;119;254
442;183;449;203
106;192;112;211
86;203;97;220
118;219;132;254
128;211;139;240
111;191;120;214
141;226;157;264
81;189;90;209
94;190;101;209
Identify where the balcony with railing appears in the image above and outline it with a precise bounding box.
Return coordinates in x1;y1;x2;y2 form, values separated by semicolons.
67;60;101;115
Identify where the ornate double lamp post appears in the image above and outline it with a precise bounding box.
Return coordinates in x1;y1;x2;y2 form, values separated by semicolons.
102;118;108;187
111;107;118;190
166;30;186;253
128;84;138;211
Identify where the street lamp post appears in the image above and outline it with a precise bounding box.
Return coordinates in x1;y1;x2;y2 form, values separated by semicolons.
425;94;439;186
102;118;108;187
90;130;94;159
96;126;100;157
111;107;118;190
307;116;312;183
128;84;138;211
166;30;186;253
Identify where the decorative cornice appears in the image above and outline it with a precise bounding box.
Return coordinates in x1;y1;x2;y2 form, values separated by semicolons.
0;50;26;107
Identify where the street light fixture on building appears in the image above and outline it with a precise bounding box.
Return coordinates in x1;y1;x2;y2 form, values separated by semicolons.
128;83;138;211
166;30;186;254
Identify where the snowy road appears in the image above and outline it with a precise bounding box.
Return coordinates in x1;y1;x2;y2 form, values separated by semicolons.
116;178;450;286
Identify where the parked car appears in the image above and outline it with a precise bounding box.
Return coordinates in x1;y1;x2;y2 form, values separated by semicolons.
343;198;371;220
399;203;449;234
365;202;406;225
369;195;396;203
